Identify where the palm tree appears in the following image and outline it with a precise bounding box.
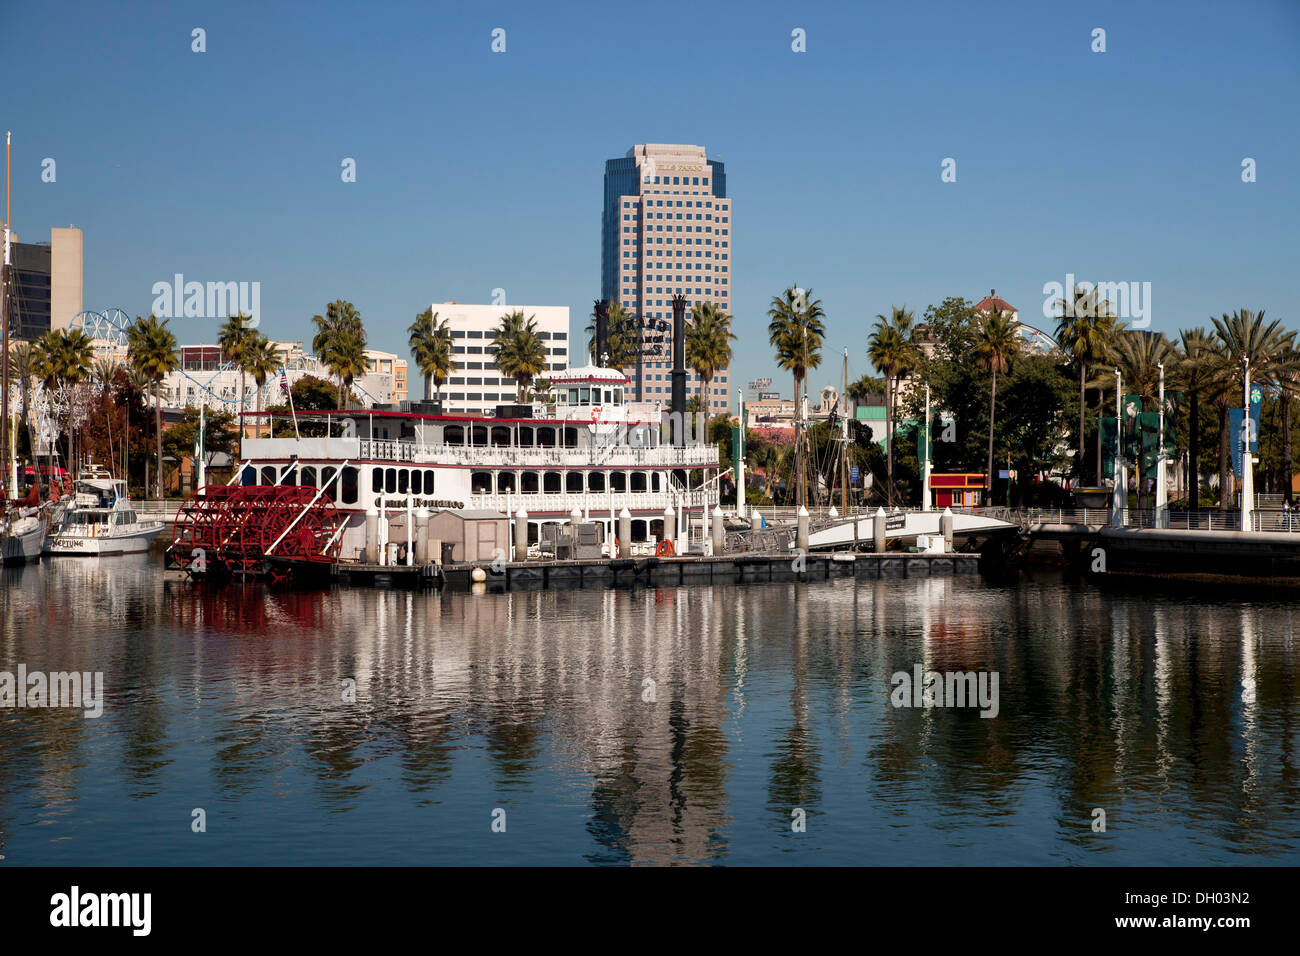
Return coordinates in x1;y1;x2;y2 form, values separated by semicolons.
311;300;367;407
242;333;280;436
1115;330;1177;512
584;301;641;369
767;286;826;507
1175;327;1222;505
686;301;736;414
1274;343;1300;503
867;305;918;506
127;314;180;499
973;307;1020;504
91;356;120;476
1210;309;1291;510
32;328;94;481
408;308;456;403
491;310;548;402
1055;286;1120;483
218;312;255;440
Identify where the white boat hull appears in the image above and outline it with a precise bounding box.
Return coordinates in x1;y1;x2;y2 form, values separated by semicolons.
45;523;162;556
1;520;45;565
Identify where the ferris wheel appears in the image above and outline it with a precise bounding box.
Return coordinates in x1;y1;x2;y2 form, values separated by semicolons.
68;308;133;345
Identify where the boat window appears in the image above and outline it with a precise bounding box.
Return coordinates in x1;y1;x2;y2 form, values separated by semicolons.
566;472;583;493
563;427;578;448
424;470;435;493
261;467;276;485
568;389;579;404
491;426;510;446
398;469;409;494
588;472;605;492
519;427;534;447
385;468;397;494
610;472;626;492
341;467;358;505
411;470;422;494
631;472;647;492
471;472;492;494
652;473;661;492
543;472;561;493
321;467;337;496
604;390;612;404
372;468;384;493
579;387;591;403
471;426;488;447
444;425;464;445
497;472;515;493
301;467;316;488
521;472;539;493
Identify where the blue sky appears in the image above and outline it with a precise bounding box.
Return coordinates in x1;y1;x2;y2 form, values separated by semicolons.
4;0;1298;399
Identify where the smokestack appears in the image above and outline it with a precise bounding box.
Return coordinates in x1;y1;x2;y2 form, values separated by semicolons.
671;294;687;446
593;299;609;367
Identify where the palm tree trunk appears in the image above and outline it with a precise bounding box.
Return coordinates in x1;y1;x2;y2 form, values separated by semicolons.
986;368;998;506
1218;402;1230;511
154;382;164;500
1283;392;1293;503
885;375;895;507
425;372;432;402
1188;390;1200;505
794;372;805;509
1078;363;1087;481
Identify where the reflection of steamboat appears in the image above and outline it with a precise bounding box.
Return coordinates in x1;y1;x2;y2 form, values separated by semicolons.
45;465;164;556
234;364;722;562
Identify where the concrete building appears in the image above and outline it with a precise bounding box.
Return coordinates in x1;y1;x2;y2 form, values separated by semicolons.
365;349;407;404
602;143;732;414
4;226;83;340
427;301;570;414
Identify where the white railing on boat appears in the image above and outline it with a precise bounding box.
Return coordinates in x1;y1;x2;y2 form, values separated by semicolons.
470;490;716;516
357;439;718;468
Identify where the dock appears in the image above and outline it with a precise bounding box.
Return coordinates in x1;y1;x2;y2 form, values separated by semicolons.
330;551;982;591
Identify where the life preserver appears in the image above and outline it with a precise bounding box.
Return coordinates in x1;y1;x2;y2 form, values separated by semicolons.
590;406;603;423
655;538;675;557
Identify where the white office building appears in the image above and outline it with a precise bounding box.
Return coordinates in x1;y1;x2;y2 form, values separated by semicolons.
430;302;571;415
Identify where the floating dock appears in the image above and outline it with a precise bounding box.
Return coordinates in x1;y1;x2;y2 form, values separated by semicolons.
330;551;982;591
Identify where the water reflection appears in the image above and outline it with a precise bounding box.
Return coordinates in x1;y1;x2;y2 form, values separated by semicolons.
1;559;1298;865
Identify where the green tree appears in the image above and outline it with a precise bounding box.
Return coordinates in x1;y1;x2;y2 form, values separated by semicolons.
1210;309;1291;509
408;307;455;403
218;312;256;440
767;285;826;507
867;305;919;506
1174;327;1223;504
1054;286;1121;482
585;301;641;369
126;314;180;499
686;301;736;413
492;310;548;402
973;307;1020;503
311;300;367;408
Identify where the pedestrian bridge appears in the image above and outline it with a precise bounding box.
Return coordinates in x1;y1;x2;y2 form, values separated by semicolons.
728;508;1017;553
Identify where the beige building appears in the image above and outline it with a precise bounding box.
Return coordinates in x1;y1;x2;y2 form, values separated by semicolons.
365;349;408;404
602;143;732;414
50;227;84;330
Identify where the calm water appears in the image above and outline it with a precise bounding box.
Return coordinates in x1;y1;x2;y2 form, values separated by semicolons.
1;558;1297;866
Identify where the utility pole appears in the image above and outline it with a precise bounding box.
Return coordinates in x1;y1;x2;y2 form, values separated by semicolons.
1156;362;1168;528
922;383;933;512
1241;358;1254;532
1111;369;1126;527
841;347;849;515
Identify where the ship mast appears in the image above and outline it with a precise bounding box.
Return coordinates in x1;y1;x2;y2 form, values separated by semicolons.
2;130;11;497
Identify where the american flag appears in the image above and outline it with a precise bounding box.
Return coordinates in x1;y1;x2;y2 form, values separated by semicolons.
279;368;289;394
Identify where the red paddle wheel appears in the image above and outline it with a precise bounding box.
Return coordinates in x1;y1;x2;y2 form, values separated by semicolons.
171;484;345;582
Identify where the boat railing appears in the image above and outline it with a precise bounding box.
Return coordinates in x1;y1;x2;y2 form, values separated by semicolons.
358;438;717;467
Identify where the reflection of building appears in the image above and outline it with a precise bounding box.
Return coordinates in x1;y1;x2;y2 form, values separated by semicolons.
4;226;83;340
602;143;732;413
428;302;570;415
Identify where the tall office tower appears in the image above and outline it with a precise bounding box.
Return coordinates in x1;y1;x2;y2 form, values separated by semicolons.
601;144;732;412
